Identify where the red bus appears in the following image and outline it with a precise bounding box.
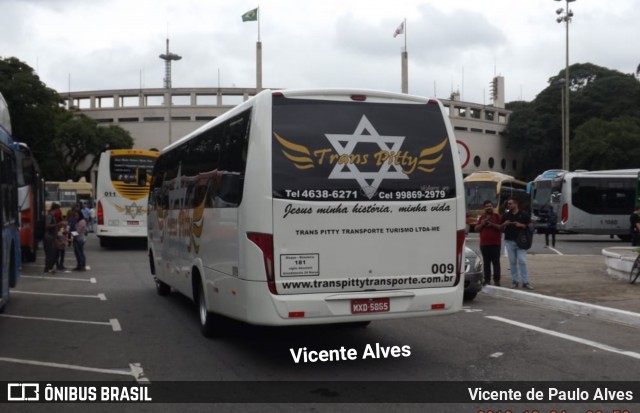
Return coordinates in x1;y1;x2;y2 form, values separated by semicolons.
15;142;46;262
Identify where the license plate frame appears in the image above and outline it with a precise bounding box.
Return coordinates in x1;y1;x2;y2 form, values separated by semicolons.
351;298;390;314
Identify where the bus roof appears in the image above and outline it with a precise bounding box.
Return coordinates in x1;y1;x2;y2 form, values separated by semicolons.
463;171;526;185
46;179;93;192
533;169;567;181
561;169;640;178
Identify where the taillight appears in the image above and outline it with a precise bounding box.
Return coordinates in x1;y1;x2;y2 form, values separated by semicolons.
561;203;568;224
247;232;276;294
97;201;104;225
455;229;465;286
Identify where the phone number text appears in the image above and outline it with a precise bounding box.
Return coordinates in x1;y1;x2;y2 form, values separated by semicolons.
378;190;447;200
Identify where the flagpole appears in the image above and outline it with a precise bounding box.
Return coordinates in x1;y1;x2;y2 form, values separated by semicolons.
256;6;263;91
404;18;407;52
401;18;408;94
257;6;261;42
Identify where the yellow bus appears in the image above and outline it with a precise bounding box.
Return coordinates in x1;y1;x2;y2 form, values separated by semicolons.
464;171;528;231
45;178;94;218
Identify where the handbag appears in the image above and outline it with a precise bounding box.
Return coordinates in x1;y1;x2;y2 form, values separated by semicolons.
515;228;533;250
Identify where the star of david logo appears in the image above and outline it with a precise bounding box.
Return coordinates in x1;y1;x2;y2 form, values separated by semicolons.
325;115;408;199
125;202;143;219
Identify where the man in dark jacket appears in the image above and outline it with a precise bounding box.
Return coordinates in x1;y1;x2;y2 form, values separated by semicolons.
500;197;533;290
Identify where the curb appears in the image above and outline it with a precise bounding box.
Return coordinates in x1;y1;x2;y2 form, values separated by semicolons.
483;285;640;329
602;247;637;281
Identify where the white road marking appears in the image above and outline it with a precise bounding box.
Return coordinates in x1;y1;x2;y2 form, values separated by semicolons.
487;315;640;360
110;318;122;332
548;246;563;255
21;275;97;283
11;290;107;301
0;314;121;332
490;352;504;358
0;357;149;382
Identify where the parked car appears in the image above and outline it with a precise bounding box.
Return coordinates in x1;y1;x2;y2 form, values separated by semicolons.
464;246;483;301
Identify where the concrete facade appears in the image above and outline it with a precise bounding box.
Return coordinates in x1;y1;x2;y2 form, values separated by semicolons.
62;82;520;177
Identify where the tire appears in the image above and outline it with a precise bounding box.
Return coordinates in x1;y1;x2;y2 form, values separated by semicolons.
630;255;640;284
155;278;171;296
196;279;219;338
464;291;478;301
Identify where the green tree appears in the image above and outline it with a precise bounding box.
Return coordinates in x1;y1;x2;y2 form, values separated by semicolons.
571;117;640;170
53;112;134;181
1;57;134;180
505;63;640;180
0;57;63;174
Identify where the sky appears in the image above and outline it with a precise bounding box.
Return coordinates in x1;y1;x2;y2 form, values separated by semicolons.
1;0;638;105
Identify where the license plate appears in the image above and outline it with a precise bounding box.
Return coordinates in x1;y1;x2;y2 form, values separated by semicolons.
351;298;390;314
126;220;140;226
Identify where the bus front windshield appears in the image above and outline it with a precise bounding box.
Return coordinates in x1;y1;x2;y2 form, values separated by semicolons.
532;180;552;211
465;182;497;211
110;155;156;186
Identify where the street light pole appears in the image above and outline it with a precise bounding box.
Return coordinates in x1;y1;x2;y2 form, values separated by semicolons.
555;0;575;171
159;38;182;145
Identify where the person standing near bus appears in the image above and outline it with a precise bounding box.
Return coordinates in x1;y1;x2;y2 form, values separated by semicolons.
475;200;502;286
500;197;534;290
72;209;88;271
43;203;60;273
543;206;558;248
630;206;640;246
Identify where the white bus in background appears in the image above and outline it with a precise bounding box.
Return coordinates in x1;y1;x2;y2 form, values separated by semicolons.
551;169;640;238
147;88;466;337
96;149;159;247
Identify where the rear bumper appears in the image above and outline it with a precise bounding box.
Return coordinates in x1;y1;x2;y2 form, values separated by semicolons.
214;279;464;326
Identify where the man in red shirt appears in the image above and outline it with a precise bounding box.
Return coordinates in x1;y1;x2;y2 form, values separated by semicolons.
475;200;502;286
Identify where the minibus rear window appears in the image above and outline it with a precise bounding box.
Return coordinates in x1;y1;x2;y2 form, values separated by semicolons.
272;97;456;202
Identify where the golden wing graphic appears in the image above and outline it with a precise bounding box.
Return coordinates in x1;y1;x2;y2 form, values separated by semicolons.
417;138;447;173
114;204;126;213
274;132;315;170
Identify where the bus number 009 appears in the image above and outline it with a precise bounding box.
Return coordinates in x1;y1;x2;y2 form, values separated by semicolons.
431;263;454;274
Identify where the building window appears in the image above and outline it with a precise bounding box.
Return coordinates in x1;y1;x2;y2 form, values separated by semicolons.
501;159;506;170
470;128;483;133
488;157;495;168
456;106;467;117
473;156;481;167
469;108;481;119
454;126;468;131
485;111;495;121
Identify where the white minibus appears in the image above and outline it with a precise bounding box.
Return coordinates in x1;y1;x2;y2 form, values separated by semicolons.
147;89;466;337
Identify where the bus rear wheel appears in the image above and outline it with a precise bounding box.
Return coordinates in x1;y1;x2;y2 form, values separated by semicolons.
196;279;220;338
